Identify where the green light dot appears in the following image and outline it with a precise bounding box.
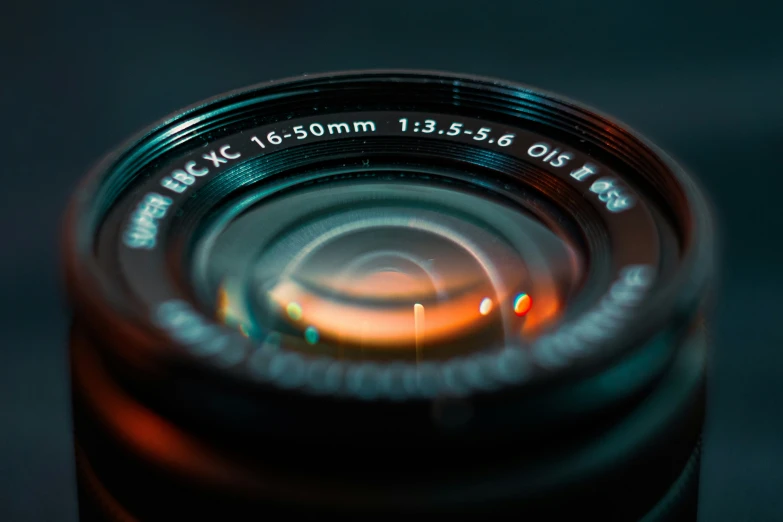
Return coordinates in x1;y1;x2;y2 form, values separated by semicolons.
304;326;319;345
286;302;303;320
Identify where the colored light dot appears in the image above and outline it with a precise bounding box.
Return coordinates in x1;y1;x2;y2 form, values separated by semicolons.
286;302;303;320
304;326;319;345
238;323;250;337
479;297;493;316
514;293;532;316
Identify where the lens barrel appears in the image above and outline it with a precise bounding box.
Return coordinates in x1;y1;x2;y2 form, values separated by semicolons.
64;71;714;521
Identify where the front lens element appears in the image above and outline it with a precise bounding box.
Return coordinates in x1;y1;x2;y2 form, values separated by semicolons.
197;176;580;361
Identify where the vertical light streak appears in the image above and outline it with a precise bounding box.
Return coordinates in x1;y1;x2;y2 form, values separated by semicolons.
414;303;425;363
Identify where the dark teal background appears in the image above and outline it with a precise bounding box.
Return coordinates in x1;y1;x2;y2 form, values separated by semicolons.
1;1;781;520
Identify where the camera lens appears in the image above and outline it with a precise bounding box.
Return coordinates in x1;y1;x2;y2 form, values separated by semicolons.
64;71;714;521
199;176;582;360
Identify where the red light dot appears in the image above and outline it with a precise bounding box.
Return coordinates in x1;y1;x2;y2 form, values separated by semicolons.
514;293;532;316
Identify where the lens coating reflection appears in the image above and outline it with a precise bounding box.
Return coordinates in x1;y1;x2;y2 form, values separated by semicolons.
198;176;580;362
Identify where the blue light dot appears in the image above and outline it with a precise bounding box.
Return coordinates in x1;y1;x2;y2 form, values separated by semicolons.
304;326;319;345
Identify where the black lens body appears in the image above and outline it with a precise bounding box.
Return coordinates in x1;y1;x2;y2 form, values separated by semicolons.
64;71;714;521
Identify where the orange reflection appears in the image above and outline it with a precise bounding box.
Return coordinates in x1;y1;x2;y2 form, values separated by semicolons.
217;284;253;336
217;275;565;348
299;265;481;302
216;285;231;322
71;330;254;486
268;279;504;349
520;289;559;335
